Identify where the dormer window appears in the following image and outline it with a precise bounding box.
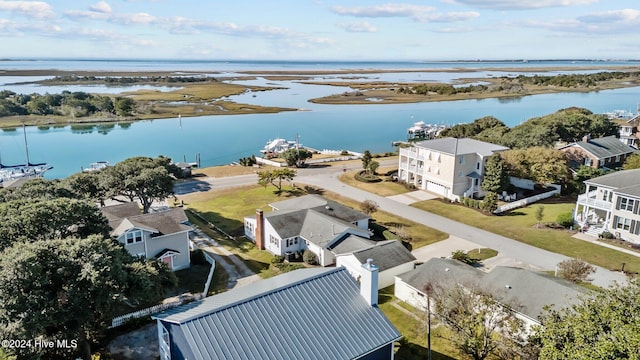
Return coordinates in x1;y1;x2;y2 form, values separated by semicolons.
125;230;143;245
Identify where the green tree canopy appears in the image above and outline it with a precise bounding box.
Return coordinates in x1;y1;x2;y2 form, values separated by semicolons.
501;147;570;184
101;156;175;213
257;168;297;194
0;236;176;359
481;153;509;193
0;197;110;250
279;148;313;167
537;279;640;359
623;153;640;170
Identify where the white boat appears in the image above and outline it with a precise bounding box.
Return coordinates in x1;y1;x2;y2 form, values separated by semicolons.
82;161;110;172
0;125;51;185
260;138;301;154
604;109;635;120
407;121;448;141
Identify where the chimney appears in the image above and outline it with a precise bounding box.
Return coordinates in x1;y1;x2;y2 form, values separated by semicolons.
582;134;591;142
360;258;379;306
255;209;264;250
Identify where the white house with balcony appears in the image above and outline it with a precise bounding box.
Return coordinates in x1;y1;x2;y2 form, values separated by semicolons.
574;168;640;243
398;137;509;201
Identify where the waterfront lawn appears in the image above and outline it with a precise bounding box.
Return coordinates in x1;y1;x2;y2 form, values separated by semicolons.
412;198;640;273
180;184;447;251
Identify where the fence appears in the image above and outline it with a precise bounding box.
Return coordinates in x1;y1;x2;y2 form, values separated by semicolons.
110;300;182;328
493;185;561;214
186;208;235;241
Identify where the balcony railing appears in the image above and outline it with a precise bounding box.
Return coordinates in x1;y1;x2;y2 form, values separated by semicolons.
576;193;613;210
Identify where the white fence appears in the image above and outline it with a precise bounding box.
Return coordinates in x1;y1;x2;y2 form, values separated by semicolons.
110;300;182;328
493;184;561;214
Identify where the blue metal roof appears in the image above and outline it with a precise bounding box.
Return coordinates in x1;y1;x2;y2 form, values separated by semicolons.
154;267;401;360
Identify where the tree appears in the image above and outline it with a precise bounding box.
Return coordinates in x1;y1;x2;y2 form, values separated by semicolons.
361;150;373;173
537;279;640;359
481;154;509;193
114;96;135;116
501;147;570;185
535;205;545;227
60;171;108;202
481;191;499;213
623;153;640;170
279;148;313;167
368;160;380;175
556;258;595;283
257;168;296;194
0;197;110;250
360;199;379;215
101;156;175;213
0;236;176;359
430;280;525;360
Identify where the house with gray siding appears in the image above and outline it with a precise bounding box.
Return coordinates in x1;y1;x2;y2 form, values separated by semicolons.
153;264;401;360
101;203;191;271
244;194;373;266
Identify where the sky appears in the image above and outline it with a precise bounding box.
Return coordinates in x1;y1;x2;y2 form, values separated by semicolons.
0;0;639;61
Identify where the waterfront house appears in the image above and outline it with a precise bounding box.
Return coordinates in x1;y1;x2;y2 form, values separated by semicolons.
618;114;640;148
101;203;191;271
558;135;637;169
153;265;402;360
336;240;416;288
397;137;509;201
395;258;586;331
244;194;373;266
574;168;640;243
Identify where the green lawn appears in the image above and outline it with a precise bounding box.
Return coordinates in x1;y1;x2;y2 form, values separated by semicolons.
379;286;459;360
413;198;640;274
182;184;448;250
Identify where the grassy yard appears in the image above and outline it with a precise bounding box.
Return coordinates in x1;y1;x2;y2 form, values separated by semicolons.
379;286;459;360
180;184;448;250
339;169;410;197
413;198;640;274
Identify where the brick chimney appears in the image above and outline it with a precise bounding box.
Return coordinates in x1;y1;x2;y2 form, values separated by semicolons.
255;209;264;250
360;258;379;306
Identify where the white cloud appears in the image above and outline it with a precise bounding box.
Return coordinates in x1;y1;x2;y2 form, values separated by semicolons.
0;1;55;19
331;3;435;17
446;0;599;10
578;8;640;24
89;1;112;14
65;8;157;25
330;3;477;23
338;21;377;32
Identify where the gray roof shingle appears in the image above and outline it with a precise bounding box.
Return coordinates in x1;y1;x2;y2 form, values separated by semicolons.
584;168;640;197
398;258;587;322
413;137;509;156
154;267;401;360
351;240;416;272
561;135;637;160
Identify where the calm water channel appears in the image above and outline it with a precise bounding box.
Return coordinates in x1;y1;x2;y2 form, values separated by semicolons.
1;59;639;179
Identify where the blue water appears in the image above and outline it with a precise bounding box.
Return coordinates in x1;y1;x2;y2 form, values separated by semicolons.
1;59;639;179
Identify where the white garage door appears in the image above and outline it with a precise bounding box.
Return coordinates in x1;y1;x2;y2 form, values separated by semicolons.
426;181;448;196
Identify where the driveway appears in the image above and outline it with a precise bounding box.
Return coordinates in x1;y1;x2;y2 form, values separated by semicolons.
387;190;439;205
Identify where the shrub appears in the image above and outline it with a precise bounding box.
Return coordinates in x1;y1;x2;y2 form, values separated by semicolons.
190;249;208;265
355;170;381;183
556;212;574;228
340;150;349;156
600;231;615;239
271;255;285;264
451;250;476;265
557;258;595;283
303;250;317;265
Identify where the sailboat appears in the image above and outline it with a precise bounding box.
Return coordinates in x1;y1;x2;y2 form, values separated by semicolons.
0;124;52;185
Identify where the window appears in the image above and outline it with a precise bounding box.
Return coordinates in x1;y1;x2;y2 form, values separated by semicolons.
125;230;143;245
476;162;480;170
616;217;632;231
616;155;620;162
459;156;464;164
620;198;635;212
270;234;279;247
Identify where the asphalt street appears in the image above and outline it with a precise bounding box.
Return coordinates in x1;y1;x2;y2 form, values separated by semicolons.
175;161;629;288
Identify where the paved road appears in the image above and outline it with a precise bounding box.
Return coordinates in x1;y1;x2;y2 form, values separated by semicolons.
295;171;628;288
175;161;628;288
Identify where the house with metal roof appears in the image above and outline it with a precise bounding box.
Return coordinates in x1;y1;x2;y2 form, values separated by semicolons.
559;135;637;169
244;195;373;266
397;137;509;201
336;240;416;288
101;203;191;271
395;258;587;330
574;168;640;243
153;264;402;360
